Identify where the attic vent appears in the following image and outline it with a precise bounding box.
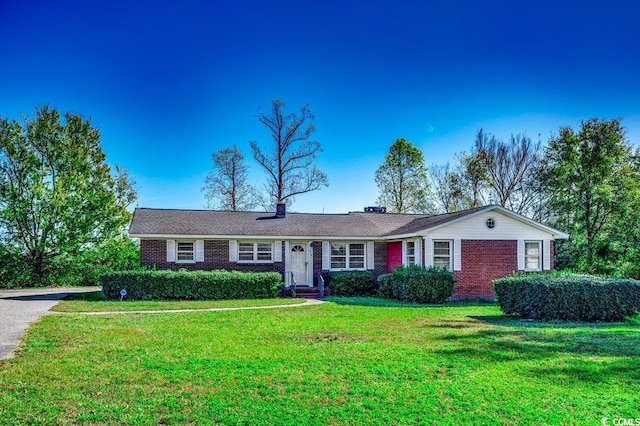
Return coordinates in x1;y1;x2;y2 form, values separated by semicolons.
364;206;387;213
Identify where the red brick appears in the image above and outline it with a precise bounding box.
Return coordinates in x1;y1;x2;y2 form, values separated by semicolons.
453;240;518;299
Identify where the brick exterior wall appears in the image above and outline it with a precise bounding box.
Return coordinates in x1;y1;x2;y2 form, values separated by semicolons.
312;241;322;286
453;240;518;300
373;242;388;279
140;239;285;275
142;238;555;300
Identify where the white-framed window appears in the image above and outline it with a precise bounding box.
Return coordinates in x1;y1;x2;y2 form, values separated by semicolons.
406;241;416;266
525;241;541;271
176;241;195;263
433;240;452;270
238;242;273;263
330;242;365;269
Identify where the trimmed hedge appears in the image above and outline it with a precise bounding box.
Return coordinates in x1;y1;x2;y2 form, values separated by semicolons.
329;270;375;296
101;270;284;300
493;273;640;322
378;265;456;304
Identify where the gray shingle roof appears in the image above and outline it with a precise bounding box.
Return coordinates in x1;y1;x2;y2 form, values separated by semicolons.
128;206;487;238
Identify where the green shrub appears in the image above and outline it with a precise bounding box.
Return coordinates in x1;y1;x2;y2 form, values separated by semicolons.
101;270;284;300
377;273;393;298
329;270;375;296
0;247;32;289
378;265;456;304
493;273;640;322
0;237;142;288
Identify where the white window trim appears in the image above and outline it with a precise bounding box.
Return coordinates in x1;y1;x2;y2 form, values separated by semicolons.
175;240;196;264
433;239;453;270
524;240;542;272
237;241;275;264
405;240;416;266
329;242;367;271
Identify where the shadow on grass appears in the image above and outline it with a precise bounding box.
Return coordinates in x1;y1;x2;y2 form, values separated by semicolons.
60;291;106;302
325;296;498;309
430;313;640;383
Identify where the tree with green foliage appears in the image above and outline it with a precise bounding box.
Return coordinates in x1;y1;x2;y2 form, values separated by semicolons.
0;106;136;286
250;100;328;207
540;118;637;273
375;138;432;213
202;145;258;211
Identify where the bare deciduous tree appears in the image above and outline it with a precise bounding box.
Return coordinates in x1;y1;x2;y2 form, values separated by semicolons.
429;163;468;213
202;146;258;211
474;129;542;215
250;100;328;206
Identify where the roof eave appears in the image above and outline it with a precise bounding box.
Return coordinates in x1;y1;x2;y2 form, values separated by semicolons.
129;233;387;241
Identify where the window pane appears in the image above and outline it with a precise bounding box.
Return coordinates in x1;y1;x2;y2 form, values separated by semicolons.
433;241;450;256
238;252;254;261
525;243;539;256
433;256;450;269
176;242;194;261
349;244;364;256
257;243;272;260
407;256;415;266
526;258;539;269
349;257;364;269
331;243;346;256
238;242;255;261
331;257;346;269
257;243;272;252
406;241;415;256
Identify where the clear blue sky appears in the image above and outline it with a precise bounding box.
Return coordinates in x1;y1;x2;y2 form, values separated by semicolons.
1;0;639;213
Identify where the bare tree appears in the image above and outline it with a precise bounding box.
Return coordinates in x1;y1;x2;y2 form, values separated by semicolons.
250;100;328;206
202;146;258;211
429;163;469;213
457;151;488;208
474;129;542;215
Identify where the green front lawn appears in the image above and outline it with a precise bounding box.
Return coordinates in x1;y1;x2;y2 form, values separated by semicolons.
1;299;639;425
52;291;304;312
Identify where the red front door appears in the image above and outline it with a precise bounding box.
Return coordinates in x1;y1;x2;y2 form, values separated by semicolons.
387;241;403;273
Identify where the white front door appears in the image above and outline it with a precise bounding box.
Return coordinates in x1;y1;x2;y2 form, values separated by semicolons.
290;244;309;286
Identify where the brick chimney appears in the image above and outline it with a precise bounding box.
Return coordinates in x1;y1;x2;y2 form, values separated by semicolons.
276;202;286;218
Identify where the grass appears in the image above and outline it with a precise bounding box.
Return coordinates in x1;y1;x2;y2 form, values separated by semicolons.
52;291;305;312
1;298;639;425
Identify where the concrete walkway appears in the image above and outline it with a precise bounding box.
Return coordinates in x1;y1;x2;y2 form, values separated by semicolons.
0;287;100;359
52;297;324;316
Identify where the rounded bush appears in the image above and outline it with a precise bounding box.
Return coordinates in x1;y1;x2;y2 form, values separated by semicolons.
329;271;375;296
378;266;456;304
493;273;640;322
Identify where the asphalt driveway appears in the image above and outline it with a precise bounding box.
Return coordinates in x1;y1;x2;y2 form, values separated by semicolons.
0;287;99;359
